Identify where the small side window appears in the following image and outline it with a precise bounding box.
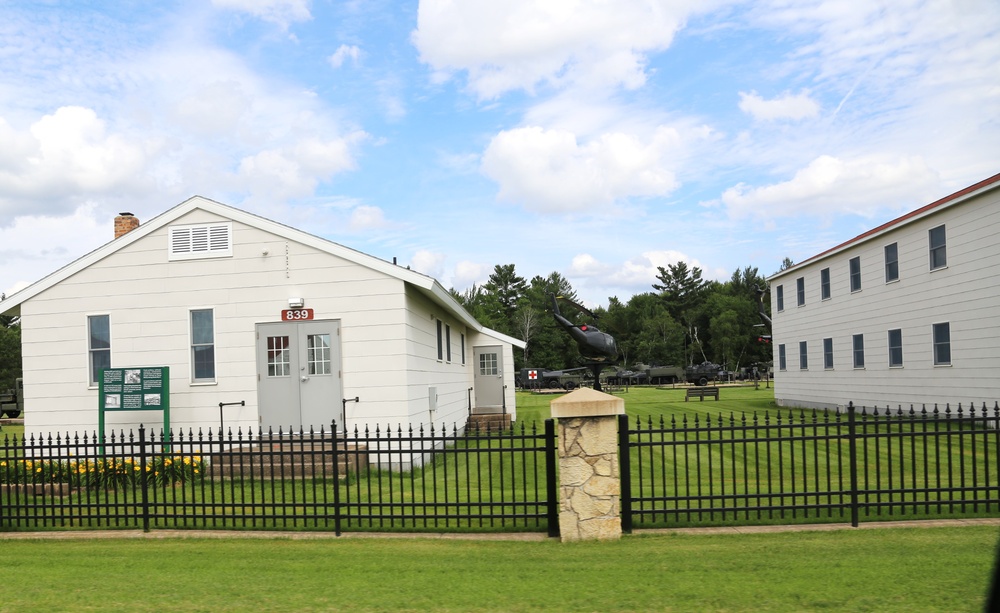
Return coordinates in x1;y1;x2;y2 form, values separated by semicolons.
929;225;947;270
88;315;111;386
191;309;216;382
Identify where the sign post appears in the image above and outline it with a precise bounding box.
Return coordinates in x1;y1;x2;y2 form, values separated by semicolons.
98;367;170;453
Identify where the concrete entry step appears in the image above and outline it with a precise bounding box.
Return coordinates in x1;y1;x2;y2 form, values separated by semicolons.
206;439;367;479
465;413;512;432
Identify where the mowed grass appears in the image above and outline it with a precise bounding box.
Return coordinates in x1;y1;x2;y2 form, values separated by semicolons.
514;384;780;424
0;525;997;612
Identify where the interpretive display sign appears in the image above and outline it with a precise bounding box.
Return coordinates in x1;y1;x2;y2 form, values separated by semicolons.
98;367;171;446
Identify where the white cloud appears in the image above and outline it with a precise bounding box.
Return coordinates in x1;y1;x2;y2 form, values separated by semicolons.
738;91;820;122
211;0;311;28
568;250;710;300
348;205;388;232
410;249;447;279
449;261;492;291
481;126;681;213
0;107;149;218
328;45;361;68
721;155;940;220
412;0;711;98
172;80;253;137
237;133;365;200
0;203;107;297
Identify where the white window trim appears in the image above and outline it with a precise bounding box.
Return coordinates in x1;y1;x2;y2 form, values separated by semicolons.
87;313;112;388
928;224;947;271
887;328;904;368
932;322;952;367
169;222;233;261
189;307;218;384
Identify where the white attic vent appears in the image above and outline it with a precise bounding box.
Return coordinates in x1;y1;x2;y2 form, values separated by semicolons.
169;222;233;260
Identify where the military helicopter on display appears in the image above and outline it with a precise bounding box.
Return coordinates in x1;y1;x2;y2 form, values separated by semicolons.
549;293;619;392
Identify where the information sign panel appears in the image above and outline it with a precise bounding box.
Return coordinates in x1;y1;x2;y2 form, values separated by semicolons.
98;367;170;449
100;367;169;411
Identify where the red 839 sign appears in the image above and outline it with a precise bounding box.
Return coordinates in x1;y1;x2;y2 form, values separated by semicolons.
281;308;315;321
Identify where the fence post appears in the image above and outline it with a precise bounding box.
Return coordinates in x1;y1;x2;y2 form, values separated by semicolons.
138;424;151;533
618;413;632;534
550;388;625;542
847;402;859;528
331;420;342;536
544;418;559;537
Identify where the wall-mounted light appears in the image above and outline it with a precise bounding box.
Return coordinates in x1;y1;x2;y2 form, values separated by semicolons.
288;297;305;309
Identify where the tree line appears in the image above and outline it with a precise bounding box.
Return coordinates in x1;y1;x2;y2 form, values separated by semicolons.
0;312;20;391
451;262;775;374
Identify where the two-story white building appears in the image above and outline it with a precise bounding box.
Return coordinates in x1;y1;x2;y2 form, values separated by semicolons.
768;173;1000;411
0;196;523;439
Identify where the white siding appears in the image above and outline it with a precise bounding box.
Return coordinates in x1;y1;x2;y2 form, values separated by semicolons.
770;187;1000;411
18;207;486;437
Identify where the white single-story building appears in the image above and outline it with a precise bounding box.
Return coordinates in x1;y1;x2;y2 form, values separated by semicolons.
767;172;1000;411
0;196;523;439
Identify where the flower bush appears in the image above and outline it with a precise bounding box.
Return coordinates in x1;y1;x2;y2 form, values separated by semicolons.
0;454;204;489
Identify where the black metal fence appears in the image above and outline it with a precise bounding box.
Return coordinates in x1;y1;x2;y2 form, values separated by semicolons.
1;421;558;535
5;401;1000;535
620;402;1000;531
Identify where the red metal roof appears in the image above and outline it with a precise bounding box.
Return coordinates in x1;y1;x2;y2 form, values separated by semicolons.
773;172;1000;277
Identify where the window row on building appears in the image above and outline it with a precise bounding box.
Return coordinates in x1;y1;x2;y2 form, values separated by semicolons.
776;322;952;371
436;319;466;365
88;309;218;386
775;224;948;311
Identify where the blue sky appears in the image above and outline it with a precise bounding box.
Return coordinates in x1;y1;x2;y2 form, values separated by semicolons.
2;0;998;308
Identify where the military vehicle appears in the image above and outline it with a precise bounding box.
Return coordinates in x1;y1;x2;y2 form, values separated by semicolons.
635;363;686;385
0;378;23;418
517;367;587;391
685;361;722;387
549;293;618;392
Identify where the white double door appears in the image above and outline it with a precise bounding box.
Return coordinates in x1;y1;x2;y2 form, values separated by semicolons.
256;320;343;432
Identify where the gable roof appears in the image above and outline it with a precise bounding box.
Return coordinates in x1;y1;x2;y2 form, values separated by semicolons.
769;172;1000;280
0;196;524;348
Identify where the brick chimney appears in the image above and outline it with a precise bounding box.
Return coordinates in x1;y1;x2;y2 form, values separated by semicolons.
114;212;140;239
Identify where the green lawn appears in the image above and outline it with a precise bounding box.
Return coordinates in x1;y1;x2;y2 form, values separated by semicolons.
0;525;996;612
514;384;780;424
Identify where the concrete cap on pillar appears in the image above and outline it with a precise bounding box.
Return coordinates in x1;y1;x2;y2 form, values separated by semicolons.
550;387;625;419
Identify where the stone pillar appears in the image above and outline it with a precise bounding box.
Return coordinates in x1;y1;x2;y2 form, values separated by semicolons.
550;387;625;542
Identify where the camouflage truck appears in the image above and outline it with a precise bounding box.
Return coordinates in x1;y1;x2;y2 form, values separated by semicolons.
0;377;23;418
685;362;722;387
636;363;686;385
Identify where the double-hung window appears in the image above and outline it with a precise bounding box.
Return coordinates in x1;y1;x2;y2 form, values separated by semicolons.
888;328;903;367
852;334;865;368
849;257;861;292
461;333;466;365
776;285;784;312
778;344;787;371
436;320;443;361
799;341;808;370
929;225;947;270
884;243;899;282
796;277;805;306
820;268;831;300
191;309;216;382
823;338;834;369
88;315;111;386
445;324;452;362
933;323;951;365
